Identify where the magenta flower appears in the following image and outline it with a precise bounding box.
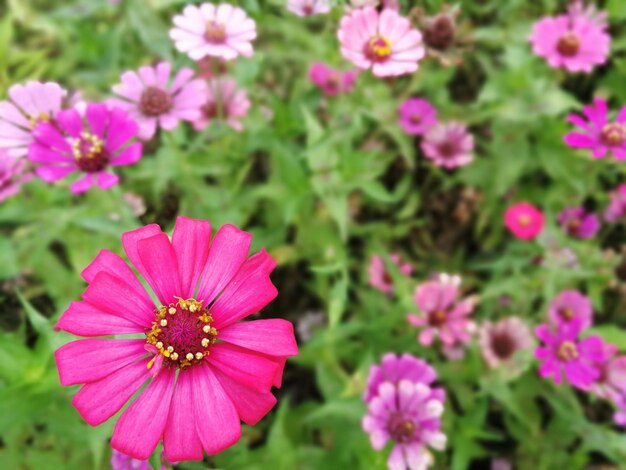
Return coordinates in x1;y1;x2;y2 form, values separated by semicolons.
420;121;474;169
54;217;298;461
557;206;600;239
28;103;142;193
407;274;476;350
309;63;358;97
534;323;605;390
337;8;425;77
368;253;412;295
547;290;593;334
589;343;626;403
504;202;544;240
362;380;446;470
564;98;626;160
614;393;626;427
287;0;331;17
170;3;256;61
478;316;534;371
0;81;66;158
529;9;610;73
604;184;626;222
398;98;437;136
363;353;444;403
110;62;207;141
0;150;32;202
192;78;250;132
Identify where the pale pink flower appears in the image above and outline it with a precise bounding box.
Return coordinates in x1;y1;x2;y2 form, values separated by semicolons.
309;63;358;97
564;98;626;160
0;81;66;158
54;218;298;461
110;62;208;141
287;0;331;17
398;98;437;136
0;149;32;202
478;316;534;372
337;8;425;77
604;184;626;222
170;3;256;61
420;121;474;168
547;290;593;334
504;202;544;240
529;8;610;73
589;343;626;403
193;78;250;132
368;253;412;295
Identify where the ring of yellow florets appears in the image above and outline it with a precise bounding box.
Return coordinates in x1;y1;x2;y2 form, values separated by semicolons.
146;297;218;370
364;35;392;63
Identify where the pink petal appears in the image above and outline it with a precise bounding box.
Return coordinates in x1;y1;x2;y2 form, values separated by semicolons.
97;172;119;189
136;233;182;305
219;319;298;357
172;216;212;298
111;367;176;460
196;224;252;305
55;338;146;386
210;248;277;330
564;132;597;148
86;103;109;138
110;142;142;166
55;301;144;336
35;165;75;182
208;342;279;392
70;173;95;193
122;223;164;286
72;358;151;426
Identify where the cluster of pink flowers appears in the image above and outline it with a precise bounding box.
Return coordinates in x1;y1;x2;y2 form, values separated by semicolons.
362;353;446;470
309;63;359;97
368;253;412;295
535;290;626;426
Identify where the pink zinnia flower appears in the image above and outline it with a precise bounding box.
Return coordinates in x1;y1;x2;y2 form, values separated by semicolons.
557;206;600;239
309;63;358;97
534;323;605;390
398;98;437;136
111;449;151;470
407;273;476;349
589;343;626;403
363;353;444;403
504;202;544;240
54;217;298;460
478;316;534;371
604;184;626;222
287;0;331;17
529;8;610;73
362;380;446;470
547;289;593;334
420;121;474;169
192;78;250;132
0;81;66;158
170;3;256;61
0;149;32;202
337;8;425;77
110;62;208;141
368;253;412;295
28;103;142;193
564;98;626;160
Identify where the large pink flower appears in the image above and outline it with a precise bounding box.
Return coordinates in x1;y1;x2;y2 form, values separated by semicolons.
110;62;208;140
0;81;66;158
54;218;298;461
420;121;474;168
28;103;142;193
337;8;425;77
170;3;257;61
192;78;250;132
547;289;593;334
478;316;534;372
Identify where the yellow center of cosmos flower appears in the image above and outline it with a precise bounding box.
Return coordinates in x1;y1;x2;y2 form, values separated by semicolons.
28;112;51;129
557;340;579;362
205;20;226;43
364;35;392;62
556;32;580;57
72;131;109;173
601;123;626;147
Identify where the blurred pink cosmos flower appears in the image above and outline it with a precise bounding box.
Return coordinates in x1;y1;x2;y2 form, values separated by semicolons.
504;202;544;240
309;63;358;97
420;121;474;169
337;8;425;77
529;6;610;73
368;253;412;295
398;98;437;136
604;184;626;222
0;81;67;158
193;78;250;132
287;0;330;17
110;62;208;141
614;393;626;427
407;273;476;352
589;343;626;403
54;217;298;461
564;98;626;160
170;3;256;61
28;103;142;193
535;323;605;390
547;289;593;334
111;449;152;470
478;316;534;371
557;206;600;239
363;380;446;470
0;150;32;202
363;353;444;403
